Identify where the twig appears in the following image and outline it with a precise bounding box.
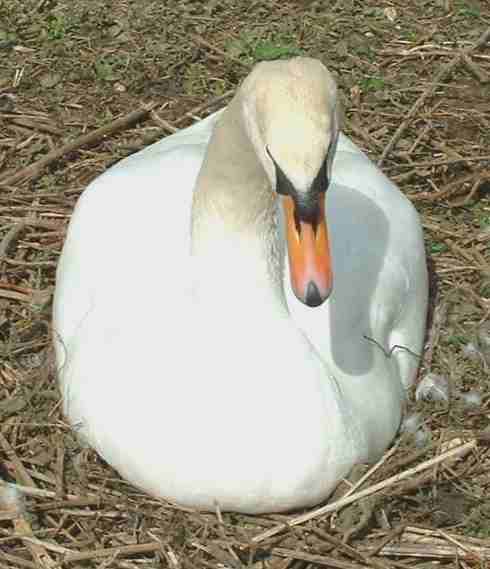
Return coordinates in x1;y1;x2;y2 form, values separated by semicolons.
63;542;162;563
173;90;233;126
7;117;63;136
251;439;477;543
0;288;32;303
271;547;365;569
437;529;475;558
462;54;489;83
378;26;490;165
192;34;249;69
398;154;490;168
308;528;389;569
367;524;407;557
0;432;57;568
1;553;38;569
125;90;233;147
403;525;490;544
32;497;101;511
0;433;34;488
361;541;490;561
410;170;485;202
424;298;447;371
381;469;434;497
54;441;64;498
21;537;72;555
0;223;26;260
150;110;178;133
449;175;484;206
407;123;432;155
339;442;400;502
191;541;240;569
2;257;57;268
0;103;157;187
0;483;56;499
378;444;434;480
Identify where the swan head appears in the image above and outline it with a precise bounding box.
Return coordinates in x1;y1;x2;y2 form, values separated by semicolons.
240;57;339;307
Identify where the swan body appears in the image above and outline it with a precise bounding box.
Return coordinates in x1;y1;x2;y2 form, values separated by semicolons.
53;58;428;513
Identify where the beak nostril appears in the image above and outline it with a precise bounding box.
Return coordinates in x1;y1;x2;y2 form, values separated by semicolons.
305;281;323;307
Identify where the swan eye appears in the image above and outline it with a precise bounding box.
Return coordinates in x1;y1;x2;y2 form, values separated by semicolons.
311;158;329;195
325;132;339;184
267;148;295;197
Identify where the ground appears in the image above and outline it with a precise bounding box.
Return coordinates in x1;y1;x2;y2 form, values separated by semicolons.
0;0;489;568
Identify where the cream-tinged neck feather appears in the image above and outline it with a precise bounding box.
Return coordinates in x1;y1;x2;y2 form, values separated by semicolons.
191;93;273;237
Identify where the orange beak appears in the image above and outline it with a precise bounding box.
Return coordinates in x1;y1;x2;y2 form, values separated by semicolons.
282;195;332;307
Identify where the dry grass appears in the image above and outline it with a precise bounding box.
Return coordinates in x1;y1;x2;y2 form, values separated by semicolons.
0;0;490;567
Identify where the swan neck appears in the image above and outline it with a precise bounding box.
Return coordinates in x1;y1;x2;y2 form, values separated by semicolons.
192;94;272;228
190;95;285;305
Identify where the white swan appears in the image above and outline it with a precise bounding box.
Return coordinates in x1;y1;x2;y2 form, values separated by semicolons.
53;57;428;514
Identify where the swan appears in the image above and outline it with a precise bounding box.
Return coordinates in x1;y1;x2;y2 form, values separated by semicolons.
53;57;428;514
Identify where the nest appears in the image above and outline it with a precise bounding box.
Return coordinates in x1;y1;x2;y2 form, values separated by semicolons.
0;1;489;567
